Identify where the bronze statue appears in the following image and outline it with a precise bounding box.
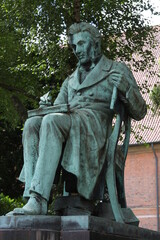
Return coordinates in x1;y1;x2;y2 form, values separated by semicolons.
7;22;146;216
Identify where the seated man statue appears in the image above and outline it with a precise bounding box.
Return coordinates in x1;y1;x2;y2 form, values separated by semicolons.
7;22;147;215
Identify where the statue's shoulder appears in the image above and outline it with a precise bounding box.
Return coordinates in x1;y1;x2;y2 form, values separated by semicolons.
99;55;113;72
105;58;137;87
110;59;130;72
102;55;130;73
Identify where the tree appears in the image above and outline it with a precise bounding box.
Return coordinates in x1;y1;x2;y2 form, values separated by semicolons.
0;0;159;198
150;84;160;115
0;125;23;198
0;0;159;128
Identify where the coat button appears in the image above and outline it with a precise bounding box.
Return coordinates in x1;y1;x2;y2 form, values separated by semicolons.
89;92;94;96
77;92;81;96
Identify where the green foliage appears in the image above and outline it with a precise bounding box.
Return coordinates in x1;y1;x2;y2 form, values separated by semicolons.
0;0;159;128
150;84;160;115
48;183;64;215
0;193;24;215
0;0;159;199
0;124;24;198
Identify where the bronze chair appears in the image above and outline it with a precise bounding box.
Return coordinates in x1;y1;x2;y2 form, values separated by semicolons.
54;102;139;225
106;103;131;223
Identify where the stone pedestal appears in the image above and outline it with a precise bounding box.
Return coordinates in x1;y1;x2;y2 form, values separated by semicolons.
0;215;160;240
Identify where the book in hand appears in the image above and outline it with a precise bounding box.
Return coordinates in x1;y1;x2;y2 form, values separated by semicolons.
27;104;69;118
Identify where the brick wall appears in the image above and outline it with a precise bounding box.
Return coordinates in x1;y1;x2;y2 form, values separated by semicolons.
125;143;160;231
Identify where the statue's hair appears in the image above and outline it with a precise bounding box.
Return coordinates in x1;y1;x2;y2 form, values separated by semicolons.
68;22;101;44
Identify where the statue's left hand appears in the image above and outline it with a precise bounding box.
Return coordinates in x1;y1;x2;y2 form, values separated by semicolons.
109;70;129;95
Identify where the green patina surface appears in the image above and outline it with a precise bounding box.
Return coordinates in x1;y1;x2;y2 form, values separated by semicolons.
7;22;147;218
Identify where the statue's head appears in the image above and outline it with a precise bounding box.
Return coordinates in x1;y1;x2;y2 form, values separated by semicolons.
68;22;101;66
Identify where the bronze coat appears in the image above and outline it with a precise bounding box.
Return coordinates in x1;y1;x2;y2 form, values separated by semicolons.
54;55;147;199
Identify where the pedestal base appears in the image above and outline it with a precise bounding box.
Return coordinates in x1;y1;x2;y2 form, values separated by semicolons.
0;215;160;240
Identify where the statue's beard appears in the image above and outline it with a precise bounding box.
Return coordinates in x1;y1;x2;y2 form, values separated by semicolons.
91;49;102;64
79;44;101;69
88;43;100;63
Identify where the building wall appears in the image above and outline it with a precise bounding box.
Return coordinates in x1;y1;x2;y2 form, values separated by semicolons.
125;143;160;231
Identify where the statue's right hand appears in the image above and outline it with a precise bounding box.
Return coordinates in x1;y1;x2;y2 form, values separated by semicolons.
39;92;52;108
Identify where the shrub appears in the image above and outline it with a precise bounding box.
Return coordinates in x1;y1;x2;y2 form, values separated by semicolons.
0;193;24;215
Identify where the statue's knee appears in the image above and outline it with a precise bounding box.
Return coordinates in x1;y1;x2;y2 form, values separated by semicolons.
24;117;42;132
42;114;64;126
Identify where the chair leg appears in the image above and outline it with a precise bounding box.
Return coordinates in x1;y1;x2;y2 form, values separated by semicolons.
116;169;127;208
106;162;125;223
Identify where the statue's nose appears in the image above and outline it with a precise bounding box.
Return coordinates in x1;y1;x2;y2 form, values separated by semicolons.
75;45;82;54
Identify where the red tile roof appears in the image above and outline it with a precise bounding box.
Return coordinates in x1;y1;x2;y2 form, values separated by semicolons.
129;25;160;144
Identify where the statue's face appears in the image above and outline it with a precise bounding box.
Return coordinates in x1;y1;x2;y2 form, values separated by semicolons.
71;31;95;65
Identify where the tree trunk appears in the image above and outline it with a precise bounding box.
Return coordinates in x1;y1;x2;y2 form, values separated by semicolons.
73;0;80;23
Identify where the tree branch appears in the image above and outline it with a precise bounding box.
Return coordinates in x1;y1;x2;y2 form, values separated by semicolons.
0;82;37;100
11;95;27;121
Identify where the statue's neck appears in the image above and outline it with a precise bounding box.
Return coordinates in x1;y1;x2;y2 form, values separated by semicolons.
78;55;102;84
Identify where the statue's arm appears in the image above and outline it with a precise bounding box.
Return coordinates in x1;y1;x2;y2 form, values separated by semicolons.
119;64;147;120
54;78;68;105
110;62;147;120
123;82;147;120
38;78;68;108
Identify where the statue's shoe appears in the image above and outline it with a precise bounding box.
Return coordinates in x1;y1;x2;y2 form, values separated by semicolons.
6;194;47;216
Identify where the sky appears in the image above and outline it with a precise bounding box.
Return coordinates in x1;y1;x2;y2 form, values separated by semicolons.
143;0;160;26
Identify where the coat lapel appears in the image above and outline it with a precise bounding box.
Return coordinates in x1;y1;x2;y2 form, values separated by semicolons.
68;68;80;90
68;55;113;91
